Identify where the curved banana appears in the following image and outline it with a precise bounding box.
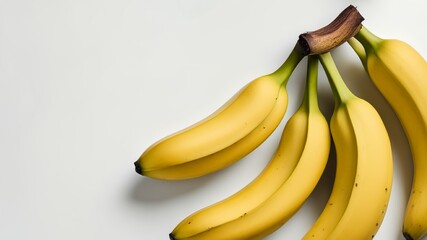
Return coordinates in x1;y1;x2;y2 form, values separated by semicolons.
141;85;288;180
169;56;330;240
303;52;393;239
134;44;304;180
348;26;427;240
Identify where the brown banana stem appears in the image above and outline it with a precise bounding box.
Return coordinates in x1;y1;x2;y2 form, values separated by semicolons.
298;5;364;55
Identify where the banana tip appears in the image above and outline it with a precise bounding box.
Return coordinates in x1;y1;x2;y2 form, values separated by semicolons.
134;161;143;175
403;232;414;240
169;233;176;240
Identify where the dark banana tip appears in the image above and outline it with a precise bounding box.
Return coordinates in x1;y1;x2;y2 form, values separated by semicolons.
134;161;143;175
169;233;176;240
403;232;414;240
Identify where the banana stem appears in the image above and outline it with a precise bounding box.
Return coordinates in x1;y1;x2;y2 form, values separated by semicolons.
271;42;305;86
319;52;355;106
348;37;367;67
301;55;320;112
354;26;383;52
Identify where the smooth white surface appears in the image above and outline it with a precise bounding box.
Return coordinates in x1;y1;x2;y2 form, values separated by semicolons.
0;0;426;239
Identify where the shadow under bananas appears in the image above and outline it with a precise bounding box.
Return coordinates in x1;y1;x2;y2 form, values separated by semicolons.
129;168;226;203
305;140;336;222
299;85;337;229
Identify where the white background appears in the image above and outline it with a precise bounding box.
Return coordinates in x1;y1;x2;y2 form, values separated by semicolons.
0;0;426;239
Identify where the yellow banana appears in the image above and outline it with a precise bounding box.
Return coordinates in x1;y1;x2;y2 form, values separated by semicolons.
303;52;393;239
140;85;287;180
348;26;427;240
169;56;330;240
134;44;304;180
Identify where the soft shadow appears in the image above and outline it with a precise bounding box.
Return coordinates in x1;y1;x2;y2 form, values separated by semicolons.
304;141;337;221
129;171;219;203
317;80;335;120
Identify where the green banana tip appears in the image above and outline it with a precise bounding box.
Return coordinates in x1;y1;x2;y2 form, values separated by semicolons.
169;233;176;240
134;161;143;175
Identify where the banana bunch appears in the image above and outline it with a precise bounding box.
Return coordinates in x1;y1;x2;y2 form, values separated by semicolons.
303;52;393;239
133;5;427;239
348;26;427;240
134;4;363;180
134;44;304;180
170;56;330;240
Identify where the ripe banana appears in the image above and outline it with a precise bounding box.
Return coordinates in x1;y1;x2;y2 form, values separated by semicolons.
348;26;427;240
303;52;393;239
169;56;330;240
134;44;304;180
